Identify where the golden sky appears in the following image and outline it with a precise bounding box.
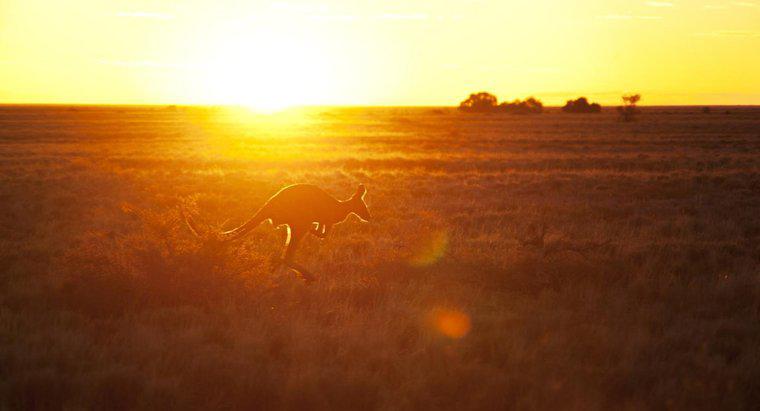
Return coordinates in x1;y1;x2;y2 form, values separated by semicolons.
1;0;759;107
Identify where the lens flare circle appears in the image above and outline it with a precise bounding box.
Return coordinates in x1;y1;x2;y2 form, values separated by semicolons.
408;229;448;267
430;308;471;339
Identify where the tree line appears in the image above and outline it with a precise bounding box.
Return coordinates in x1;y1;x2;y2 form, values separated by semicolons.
458;92;641;120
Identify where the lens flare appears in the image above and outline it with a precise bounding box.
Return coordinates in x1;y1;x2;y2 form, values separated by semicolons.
431;308;471;339
408;229;448;267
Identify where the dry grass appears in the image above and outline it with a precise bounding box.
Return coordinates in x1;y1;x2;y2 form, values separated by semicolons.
1;105;759;409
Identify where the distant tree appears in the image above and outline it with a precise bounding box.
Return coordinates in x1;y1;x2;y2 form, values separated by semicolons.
617;94;640;122
459;92;499;112
702;106;711;114
562;97;602;113
524;97;544;114
499;97;543;114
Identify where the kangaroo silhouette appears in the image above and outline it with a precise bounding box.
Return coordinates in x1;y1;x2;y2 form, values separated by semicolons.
184;184;371;281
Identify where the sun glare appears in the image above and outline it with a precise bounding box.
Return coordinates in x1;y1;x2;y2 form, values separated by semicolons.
198;25;334;112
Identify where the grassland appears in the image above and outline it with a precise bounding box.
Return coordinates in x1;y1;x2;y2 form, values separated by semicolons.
1;105;759;409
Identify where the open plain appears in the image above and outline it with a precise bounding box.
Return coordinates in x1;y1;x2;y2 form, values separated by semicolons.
1;105;760;409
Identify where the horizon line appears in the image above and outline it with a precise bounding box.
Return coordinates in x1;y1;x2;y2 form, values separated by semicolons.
1;102;759;109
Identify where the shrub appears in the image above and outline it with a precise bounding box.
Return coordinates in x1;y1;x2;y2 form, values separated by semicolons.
499;97;543;114
562;97;601;113
458;93;543;114
458;92;499;113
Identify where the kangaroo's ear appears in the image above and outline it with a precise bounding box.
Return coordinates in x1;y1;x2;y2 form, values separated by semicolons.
354;184;367;200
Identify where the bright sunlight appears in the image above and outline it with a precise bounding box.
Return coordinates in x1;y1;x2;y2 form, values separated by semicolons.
197;23;335;112
2;0;759;105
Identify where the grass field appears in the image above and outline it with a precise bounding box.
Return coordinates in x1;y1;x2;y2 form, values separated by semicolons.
1;105;759;409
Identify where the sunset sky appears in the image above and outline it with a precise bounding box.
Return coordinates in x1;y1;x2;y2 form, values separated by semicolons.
1;0;759;107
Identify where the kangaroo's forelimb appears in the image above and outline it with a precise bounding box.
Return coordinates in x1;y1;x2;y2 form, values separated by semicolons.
309;223;332;239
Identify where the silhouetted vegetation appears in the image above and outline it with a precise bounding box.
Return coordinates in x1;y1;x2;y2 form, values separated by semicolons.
459;92;543;114
499;97;543;114
618;93;641;121
458;92;499;112
562;97;601;113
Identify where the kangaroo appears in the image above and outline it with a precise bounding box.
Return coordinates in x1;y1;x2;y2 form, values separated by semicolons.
184;184;371;281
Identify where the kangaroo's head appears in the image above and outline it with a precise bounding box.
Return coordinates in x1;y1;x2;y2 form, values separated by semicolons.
349;184;371;222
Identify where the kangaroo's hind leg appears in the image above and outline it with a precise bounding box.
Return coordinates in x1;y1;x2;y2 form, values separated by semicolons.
279;225;316;283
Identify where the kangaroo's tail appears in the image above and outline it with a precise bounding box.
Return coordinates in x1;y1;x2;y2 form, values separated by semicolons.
181;206;266;242
219;208;267;242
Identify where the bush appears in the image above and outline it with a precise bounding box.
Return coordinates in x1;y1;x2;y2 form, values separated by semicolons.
499;97;543;114
562;97;601;113
458;92;543;114
458;92;499;113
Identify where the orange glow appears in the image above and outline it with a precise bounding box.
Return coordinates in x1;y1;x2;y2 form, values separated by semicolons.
431;308;471;339
1;1;758;105
408;229;448;267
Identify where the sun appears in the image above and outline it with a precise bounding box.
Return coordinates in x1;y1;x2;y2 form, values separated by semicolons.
197;25;334;112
